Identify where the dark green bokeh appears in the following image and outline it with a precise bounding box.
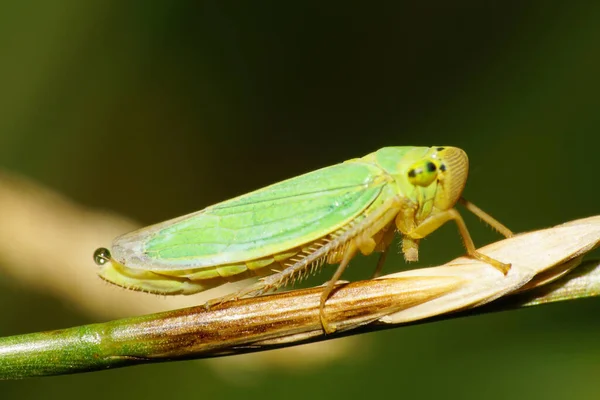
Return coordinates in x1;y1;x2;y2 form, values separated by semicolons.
1;2;599;399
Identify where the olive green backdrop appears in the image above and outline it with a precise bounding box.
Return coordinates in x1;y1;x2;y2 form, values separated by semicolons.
1;2;599;399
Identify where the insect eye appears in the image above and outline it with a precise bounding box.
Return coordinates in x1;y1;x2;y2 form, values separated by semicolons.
94;247;112;266
407;160;439;187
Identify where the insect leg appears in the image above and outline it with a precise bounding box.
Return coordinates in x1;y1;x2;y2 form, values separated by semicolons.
370;247;390;279
406;208;511;274
370;226;396;278
319;243;358;334
458;197;513;238
318;200;403;333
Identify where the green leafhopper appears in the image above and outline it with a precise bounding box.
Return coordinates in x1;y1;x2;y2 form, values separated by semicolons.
94;146;512;333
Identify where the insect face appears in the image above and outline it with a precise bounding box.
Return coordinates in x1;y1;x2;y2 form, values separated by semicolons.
431;147;469;211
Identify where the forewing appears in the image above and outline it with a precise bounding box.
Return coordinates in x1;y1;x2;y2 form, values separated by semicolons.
111;161;386;270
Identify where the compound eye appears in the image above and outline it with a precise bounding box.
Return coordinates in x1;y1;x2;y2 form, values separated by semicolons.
407;160;438;187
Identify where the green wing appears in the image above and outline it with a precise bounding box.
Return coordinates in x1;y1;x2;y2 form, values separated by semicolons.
111;161;386;270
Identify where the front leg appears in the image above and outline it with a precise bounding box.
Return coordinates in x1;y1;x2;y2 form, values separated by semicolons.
405;208;511;274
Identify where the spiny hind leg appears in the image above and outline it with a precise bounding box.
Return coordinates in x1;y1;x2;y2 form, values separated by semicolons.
319;242;358;334
406;208;511;274
318;224;395;332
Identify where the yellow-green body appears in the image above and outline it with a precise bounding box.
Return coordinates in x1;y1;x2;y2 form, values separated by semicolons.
95;146;510;299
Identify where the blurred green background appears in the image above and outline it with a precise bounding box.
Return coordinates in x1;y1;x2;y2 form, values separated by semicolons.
1;1;599;399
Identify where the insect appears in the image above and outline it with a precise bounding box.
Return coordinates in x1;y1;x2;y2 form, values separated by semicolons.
94;146;513;333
